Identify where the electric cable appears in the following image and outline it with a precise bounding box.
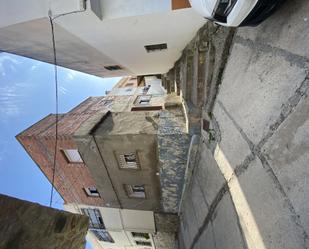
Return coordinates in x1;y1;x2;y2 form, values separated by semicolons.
48;15;59;207
47;1;87;207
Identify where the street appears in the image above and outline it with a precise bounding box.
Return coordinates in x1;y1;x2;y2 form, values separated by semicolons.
178;0;309;248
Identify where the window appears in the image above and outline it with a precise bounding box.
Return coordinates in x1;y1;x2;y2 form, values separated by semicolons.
81;208;105;229
118;152;139;169
135;95;151;106
92;229;114;243
135;240;152;246
125;184;146;198
132;232;150;240
145;43;167;53
63;149;83;163
104;65;122;71
81;208;114;243
84;187;100;197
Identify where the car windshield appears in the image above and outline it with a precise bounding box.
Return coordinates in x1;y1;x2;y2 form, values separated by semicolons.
212;0;237;23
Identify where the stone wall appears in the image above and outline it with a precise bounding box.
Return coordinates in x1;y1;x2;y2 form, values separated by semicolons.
154;213;179;233
0;194;88;249
153;232;176;249
158;107;191;213
153;213;179;249
162;21;235;119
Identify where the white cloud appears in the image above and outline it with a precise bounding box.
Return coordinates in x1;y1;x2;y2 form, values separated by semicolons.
0;55;19;64
65;69;78;81
0;140;8;162
30;62;42;71
30;65;37;71
59;86;68;95
0;54;35;119
0;54;20;75
0;84;26;117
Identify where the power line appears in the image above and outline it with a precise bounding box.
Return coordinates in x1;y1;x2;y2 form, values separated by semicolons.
48;15;59;207
47;2;87;207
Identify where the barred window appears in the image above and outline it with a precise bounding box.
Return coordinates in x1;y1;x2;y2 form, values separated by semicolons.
135;95;151;106
118;152;139;169
125;184;146;198
135;240;152;246
92;229;114;243
132;232;150;239
81;208;105;229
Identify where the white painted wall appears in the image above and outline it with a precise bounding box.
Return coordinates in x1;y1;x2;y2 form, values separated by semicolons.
49;0;85;16
145;76;167;95
100;0;171;19
0;0;48;28
109;76;166;96
0;0;83;28
121;209;155;233
64;203;156;249
0;0;206;77
55;6;206;75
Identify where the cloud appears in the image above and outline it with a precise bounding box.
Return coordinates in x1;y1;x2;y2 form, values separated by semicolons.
0;54;37;119
65;69;78;81
30;65;37;71
0;54;20;75
0;140;8;162
59;86;68;95
30;62;42;71
0;54;19;64
0;84;26;117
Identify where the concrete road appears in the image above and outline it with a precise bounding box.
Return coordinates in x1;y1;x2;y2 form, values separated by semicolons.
179;0;309;249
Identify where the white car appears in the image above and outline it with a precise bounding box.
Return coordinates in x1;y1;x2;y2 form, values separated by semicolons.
189;0;284;27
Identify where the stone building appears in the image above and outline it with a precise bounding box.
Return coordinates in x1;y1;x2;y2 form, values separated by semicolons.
0;194;88;249
17;76;190;249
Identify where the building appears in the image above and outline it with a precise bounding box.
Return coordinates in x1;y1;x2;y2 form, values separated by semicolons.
17;76;190;249
64;204;158;249
0;194;88;249
0;0;205;77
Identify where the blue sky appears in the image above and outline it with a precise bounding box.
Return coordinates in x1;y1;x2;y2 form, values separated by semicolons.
0;52;120;248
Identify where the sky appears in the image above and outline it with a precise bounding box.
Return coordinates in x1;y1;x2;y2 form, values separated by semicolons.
0;52;120;248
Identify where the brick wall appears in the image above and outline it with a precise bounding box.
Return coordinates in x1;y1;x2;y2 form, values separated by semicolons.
16;93;160;206
17;123;104;206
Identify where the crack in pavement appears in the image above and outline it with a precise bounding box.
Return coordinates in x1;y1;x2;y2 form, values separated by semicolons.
216;75;309;243
187;73;309;249
234;36;309;69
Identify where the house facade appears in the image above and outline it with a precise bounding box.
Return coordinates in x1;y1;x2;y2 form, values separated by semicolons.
0;0;205;77
64;204;158;249
17;76;189;249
